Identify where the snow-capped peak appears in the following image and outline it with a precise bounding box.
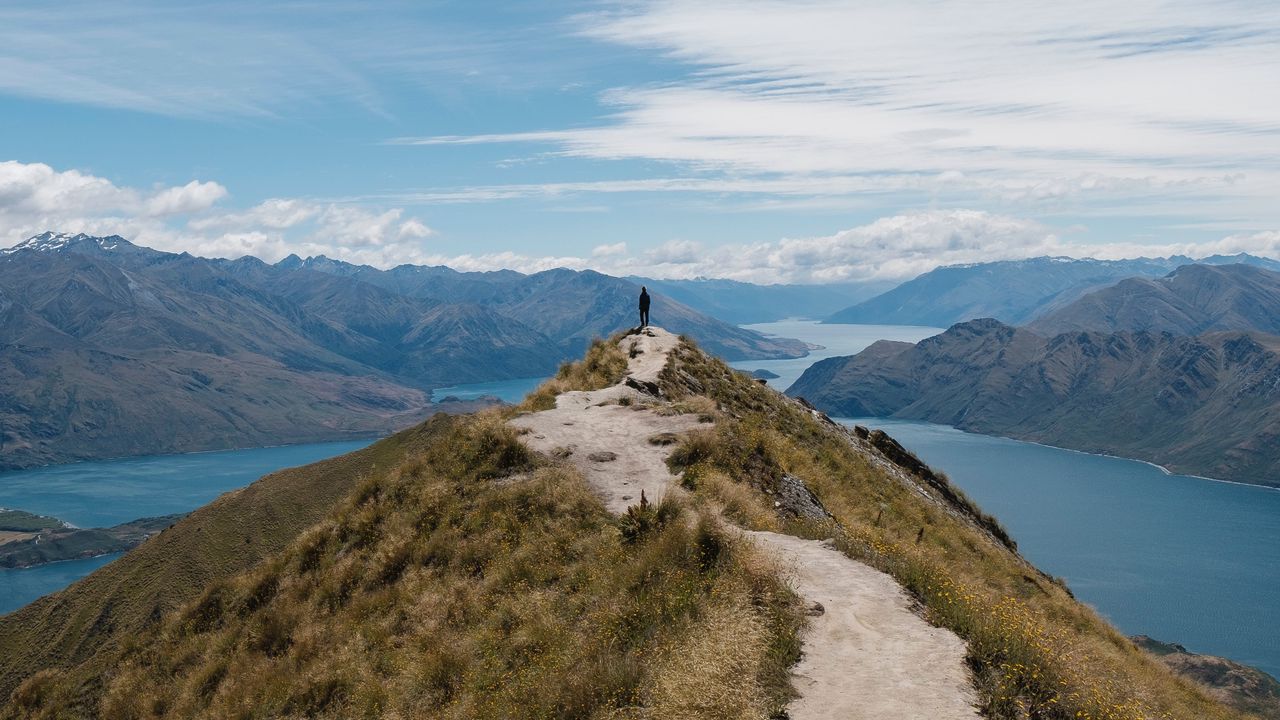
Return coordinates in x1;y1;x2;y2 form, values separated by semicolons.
1;232;132;256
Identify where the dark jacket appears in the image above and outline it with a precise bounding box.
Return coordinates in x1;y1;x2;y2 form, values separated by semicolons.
639;290;651;310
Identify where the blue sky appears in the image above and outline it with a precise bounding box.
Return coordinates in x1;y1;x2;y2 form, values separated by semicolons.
2;0;1279;282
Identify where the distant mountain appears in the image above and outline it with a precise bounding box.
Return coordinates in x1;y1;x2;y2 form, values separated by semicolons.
1029;264;1280;337
0;237;449;469
283;257;810;361
825;255;1280;327
627;277;891;324
0;233;807;469
789;319;1280;486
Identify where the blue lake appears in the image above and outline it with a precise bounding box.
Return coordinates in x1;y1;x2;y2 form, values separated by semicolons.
0;439;372;615
727;319;943;391
431;376;547;405
839;417;1280;679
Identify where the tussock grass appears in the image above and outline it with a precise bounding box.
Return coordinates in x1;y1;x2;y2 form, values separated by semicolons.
0;420;446;709
648;585;769;719
10;409;802;720
679;466;782;533
658;343;1246;720
653;396;719;423
520;336;630;411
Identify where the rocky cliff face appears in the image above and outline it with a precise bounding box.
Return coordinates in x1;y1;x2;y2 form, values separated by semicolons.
789;319;1280;486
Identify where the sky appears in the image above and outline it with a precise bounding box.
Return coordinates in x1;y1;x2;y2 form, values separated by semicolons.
2;0;1280;283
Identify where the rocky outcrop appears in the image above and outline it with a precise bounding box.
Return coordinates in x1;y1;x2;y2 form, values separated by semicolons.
1134;636;1280;719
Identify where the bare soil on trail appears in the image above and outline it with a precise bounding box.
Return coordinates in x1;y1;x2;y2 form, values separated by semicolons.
751;531;980;719
511;329;704;513
510;327;979;719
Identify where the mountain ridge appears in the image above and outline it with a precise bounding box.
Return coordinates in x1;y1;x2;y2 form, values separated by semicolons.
789;318;1280;486
1029;263;1280;336
825;254;1280;327
0;232;805;470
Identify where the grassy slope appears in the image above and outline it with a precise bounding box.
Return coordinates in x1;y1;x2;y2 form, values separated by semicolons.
4;338;803;719
656;339;1244;720
0;427;431;702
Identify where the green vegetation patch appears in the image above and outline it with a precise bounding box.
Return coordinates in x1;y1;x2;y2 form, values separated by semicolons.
0;515;185;569
0;509;65;533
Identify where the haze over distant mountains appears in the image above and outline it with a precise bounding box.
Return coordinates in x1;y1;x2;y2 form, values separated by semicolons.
0;232;806;469
628;276;891;325
792;262;1280;486
825;255;1280;328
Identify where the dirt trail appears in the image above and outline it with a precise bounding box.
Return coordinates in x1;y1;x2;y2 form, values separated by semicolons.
751;531;979;718
511;328;704;513
510;327;979;719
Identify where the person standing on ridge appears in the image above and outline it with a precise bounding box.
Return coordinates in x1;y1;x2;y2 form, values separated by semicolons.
638;286;651;328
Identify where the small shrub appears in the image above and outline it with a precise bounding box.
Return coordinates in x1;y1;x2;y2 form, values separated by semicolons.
618;491;681;544
249;608;294;657
9;669;61;712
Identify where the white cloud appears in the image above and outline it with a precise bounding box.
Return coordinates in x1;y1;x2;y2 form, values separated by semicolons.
2;162;1278;281
592;241;627;257
380;209;1280;284
145;180;228;216
189;199;320;232
0;160;435;267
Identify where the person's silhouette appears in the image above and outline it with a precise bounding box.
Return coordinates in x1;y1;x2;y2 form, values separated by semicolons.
638;286;651;328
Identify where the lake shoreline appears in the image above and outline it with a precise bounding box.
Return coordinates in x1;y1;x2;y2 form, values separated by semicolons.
846;417;1280;493
830;411;1280;680
0;438;381;615
0;433;388;475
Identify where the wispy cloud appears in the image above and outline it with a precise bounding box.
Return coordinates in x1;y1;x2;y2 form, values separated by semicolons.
0;1;568;118
395;0;1280;225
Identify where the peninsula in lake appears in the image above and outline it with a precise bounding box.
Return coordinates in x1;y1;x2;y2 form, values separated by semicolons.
792;263;1280;486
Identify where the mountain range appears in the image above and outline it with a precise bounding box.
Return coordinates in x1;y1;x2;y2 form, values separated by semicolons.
628;276;890;324
0;232;806;470
1028;263;1280;337
824;254;1280;327
791;263;1280;486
